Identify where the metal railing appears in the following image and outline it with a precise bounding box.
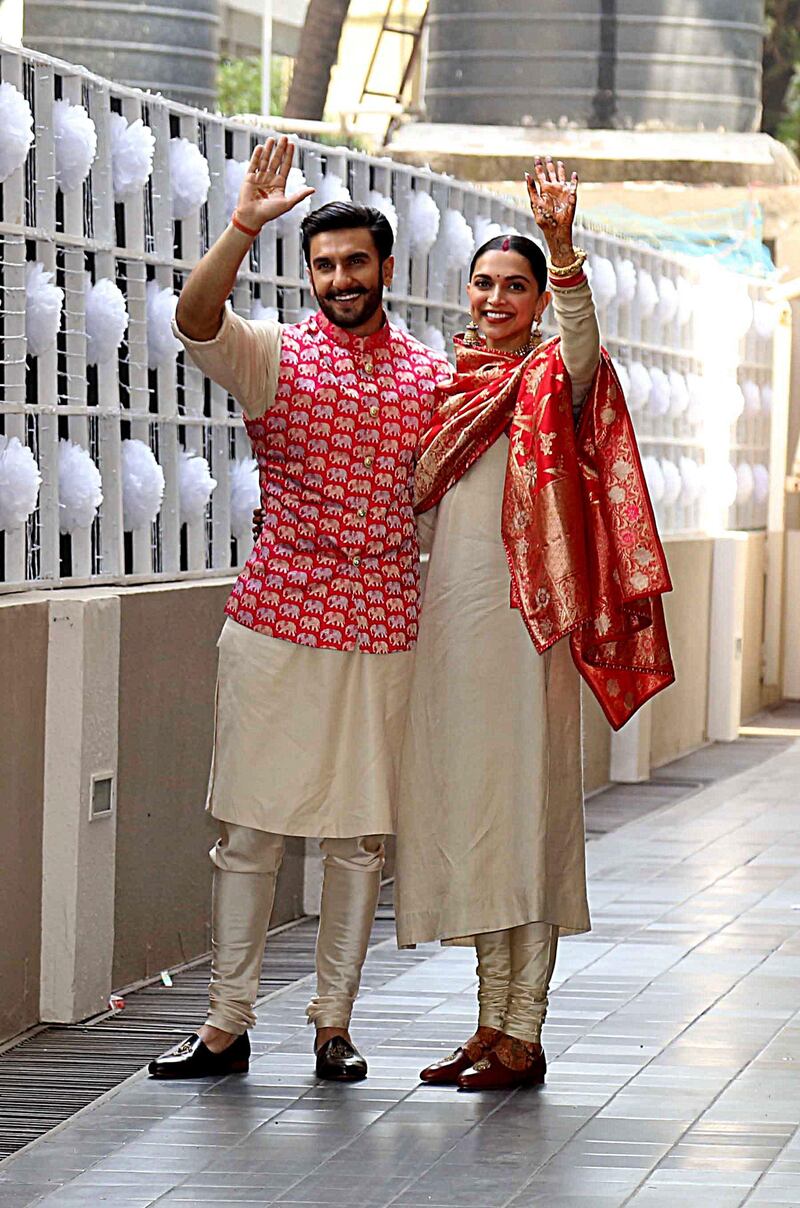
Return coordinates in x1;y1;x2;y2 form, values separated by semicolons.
0;42;777;592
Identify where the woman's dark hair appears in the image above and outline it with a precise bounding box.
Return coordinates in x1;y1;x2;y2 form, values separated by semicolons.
300;201;394;265
469;235;547;294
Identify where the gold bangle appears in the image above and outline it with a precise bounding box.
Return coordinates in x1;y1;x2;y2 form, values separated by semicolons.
547;248;587;278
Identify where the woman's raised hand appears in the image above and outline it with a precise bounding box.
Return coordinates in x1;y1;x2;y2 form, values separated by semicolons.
525;157;578;264
235;136;315;233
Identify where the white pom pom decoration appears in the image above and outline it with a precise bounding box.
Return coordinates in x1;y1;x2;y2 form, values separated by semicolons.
628;361;651;412
441;209;475;270
390;313;409;333
85;276;129;366
705;461;738;509
679;456;702;506
616;258;637;305
110;114;155;199
251;300;279;323
409;191;441;257
686;373;708;425
676;275;694;326
0;436;41;531
761;383;773;415
648;366;671;417
472;215;503;249
753;300;776;341
727;283;753;339
53;99;97;193
611;359;630;398
224;157;248;220
661;458;682;506
668;370;689;419
736;461;754;505
230;456;260;541
121;439;164;531
589;256;616;308
656;276;679;326
146;280;180;367
316;172;350;207
423;324;446;353
169;137;210;220
58;439;103;532
276;167;312;233
636;269;659;319
742;379;761;418
0;82;34;184
26;262;64;357
723;381;745;423
368;190;398;236
642;456;665;505
179;450;216;522
753;463;769;504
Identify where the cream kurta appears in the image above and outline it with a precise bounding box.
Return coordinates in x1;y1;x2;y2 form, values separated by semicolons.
174;311;420;838
209;617;412;837
394;281;599;947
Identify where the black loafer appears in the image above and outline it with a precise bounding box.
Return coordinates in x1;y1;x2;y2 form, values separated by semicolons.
148;1031;250;1079
315;1036;368;1082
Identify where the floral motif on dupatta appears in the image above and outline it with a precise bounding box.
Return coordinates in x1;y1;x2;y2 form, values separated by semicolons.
415;335;675;730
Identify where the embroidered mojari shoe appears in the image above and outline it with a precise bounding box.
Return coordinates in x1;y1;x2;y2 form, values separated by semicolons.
457;1048;546;1092
419;1027;502;1085
148;1031;250;1079
419;1047;477;1085
315;1036;368;1081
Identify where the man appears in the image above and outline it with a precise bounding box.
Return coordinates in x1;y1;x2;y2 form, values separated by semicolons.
148;137;450;1082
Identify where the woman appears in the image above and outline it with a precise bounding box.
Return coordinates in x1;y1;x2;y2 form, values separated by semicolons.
394;157;674;1092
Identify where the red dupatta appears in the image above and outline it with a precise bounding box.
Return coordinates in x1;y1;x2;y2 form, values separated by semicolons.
414;334;675;730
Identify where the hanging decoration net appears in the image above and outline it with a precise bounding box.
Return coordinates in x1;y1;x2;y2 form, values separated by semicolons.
581;200;776;277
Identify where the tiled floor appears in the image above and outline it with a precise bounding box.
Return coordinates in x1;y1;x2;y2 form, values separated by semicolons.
3;733;800;1207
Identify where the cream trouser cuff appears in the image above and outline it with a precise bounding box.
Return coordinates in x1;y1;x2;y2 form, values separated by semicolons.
475;921;559;1043
207;822;384;1035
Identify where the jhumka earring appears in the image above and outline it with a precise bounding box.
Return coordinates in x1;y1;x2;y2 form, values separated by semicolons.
464;318;483;346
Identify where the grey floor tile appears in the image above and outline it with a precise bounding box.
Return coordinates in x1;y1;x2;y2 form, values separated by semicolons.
4;732;800;1205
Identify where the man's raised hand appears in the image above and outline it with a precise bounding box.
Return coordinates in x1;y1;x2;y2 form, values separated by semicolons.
235;137;315;234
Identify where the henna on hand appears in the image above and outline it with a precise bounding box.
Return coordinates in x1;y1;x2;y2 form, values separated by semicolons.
525;156;578;264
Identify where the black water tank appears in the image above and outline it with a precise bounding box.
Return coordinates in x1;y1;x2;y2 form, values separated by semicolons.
424;0;765;132
24;0;220;110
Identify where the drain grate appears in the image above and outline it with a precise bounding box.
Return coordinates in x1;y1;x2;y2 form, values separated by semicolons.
0;894;396;1160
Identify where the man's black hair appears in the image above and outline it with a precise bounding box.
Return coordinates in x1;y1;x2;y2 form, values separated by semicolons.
469;234;548;295
300;201;394;266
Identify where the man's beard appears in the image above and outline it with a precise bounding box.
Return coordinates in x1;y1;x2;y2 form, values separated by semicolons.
314;279;384;330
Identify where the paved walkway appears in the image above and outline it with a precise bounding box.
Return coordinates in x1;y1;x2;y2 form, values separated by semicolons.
2;736;800;1207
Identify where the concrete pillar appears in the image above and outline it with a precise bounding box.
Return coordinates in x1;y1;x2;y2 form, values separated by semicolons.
40;592;120;1023
707;534;749;741
783;532;800;698
609;705;652;783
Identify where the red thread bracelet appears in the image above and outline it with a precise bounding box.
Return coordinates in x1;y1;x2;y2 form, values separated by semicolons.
232;212;259;238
